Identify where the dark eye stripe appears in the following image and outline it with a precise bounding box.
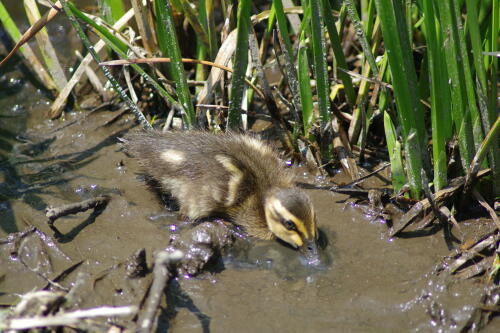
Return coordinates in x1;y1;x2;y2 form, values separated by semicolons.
281;219;297;231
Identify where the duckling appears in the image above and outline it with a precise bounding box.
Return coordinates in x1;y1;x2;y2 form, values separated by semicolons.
123;130;319;261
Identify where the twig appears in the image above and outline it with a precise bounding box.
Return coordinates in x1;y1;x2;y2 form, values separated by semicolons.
46;195;110;224
249;30;295;153
42;261;84;291
332;117;360;180
337;67;393;89
5;306;137;330
462;116;500;200
137;220;237;331
195;104;229;109
163;107;176;131
19;258;69;292
137;250;183;333
0;2;57;66
251;6;305;24
196;29;237;105
273;86;294;111
460;285;500;332
473;189;500;231
75;50;106;98
421;169;448;226
272;28;301;123
129;0;155;55
24;0;68;90
50;8;135;118
100;57;265;99
448;233;499;274
0;226;36;245
342;163;390;188
58;0;151;129
390;169;491;237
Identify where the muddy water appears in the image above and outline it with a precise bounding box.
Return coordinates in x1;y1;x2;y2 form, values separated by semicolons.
2;2;499;330
0;103;497;332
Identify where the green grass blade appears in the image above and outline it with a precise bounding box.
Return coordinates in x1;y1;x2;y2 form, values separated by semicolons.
464;0;494;176
322;0;355;105
384;111;406;194
344;0;378;75
227;0;251;130
362;0;376;38
205;0;218;60
60;0;151;130
177;0;209;48
297;38;313;136
464;115;500;196
436;0;476;169
24;0;68;91
273;1;301;124
266;2;277;33
297;2;310;36
97;0;124;24
452;0;484;151
465;0;488;95
488;0;499;194
155;0;195;128
374;0;426;198
471;116;500;177
309;0;331;126
421;0;451;190
0;1;57;90
337;3;347;40
195;0;208;94
273;0;294;61
256;1;276;65
67;3;177;109
392;0;426;148
376;52;389;112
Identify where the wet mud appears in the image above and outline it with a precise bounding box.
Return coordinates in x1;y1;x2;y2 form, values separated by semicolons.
0;105;498;332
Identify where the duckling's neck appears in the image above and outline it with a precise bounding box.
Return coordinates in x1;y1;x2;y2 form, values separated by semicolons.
228;193;274;240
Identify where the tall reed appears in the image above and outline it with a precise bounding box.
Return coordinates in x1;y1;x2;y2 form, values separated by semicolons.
7;0;495;199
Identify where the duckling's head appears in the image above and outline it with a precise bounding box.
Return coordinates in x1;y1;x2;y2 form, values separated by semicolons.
264;188;320;263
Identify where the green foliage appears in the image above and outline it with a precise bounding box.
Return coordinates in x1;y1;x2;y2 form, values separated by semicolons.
27;0;496;198
227;0;251;130
98;0;125;24
308;0;331;126
155;0;195;128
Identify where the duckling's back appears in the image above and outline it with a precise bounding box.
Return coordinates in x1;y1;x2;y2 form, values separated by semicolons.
124;131;295;221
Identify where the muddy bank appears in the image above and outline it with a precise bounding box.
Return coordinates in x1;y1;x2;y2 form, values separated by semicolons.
0;108;497;332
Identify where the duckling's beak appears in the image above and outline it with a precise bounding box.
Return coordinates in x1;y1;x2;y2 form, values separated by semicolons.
299;239;320;265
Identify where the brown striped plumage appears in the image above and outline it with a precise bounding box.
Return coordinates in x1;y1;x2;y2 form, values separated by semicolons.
124;130;319;259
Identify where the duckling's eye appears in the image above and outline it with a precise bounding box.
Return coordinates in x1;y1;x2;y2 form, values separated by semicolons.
282;219;296;231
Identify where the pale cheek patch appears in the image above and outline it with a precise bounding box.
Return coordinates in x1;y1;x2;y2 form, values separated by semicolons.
271;199;311;240
274;228;303;248
160;149;185;164
266;217;303;248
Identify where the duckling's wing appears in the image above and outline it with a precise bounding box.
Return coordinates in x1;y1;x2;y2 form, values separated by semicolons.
123;131;257;217
124;131;236;180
